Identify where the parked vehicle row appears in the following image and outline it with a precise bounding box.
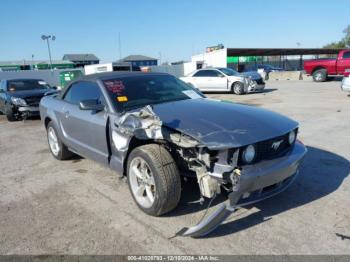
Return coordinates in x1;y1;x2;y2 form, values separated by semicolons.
304;49;350;82
39;71;306;237
180;67;265;95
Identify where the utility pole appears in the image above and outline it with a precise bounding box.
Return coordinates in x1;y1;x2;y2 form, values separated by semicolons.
41;35;56;70
118;32;122;60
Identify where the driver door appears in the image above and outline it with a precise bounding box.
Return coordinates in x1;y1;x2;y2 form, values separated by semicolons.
192;69;227;91
337;51;350;75
60;81;109;165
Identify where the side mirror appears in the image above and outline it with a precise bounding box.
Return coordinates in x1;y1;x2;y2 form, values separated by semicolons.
219;74;225;78
79;99;105;111
44;90;59;96
51;86;58;90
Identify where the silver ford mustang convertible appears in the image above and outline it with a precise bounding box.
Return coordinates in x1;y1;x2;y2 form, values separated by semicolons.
40;72;307;237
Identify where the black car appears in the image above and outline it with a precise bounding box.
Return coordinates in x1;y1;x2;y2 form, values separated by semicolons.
0;78;57;121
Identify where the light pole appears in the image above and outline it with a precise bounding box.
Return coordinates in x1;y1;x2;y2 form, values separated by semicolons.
31;54;34;70
41;35;56;70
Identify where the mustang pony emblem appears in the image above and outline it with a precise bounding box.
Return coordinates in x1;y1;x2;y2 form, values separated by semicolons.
271;140;283;150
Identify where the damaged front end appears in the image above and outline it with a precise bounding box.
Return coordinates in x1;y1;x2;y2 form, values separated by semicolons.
111;105;307;238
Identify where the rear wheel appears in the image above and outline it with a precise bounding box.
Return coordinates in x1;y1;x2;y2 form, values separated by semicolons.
46;121;73;160
127;144;181;216
312;69;327;82
232;82;245;95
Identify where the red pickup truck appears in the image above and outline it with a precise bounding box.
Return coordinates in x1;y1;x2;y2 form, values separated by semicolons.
304;49;350;82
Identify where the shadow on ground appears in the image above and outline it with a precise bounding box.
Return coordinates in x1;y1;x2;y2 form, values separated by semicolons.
328;76;344;82
170;146;350;237
203;88;277;95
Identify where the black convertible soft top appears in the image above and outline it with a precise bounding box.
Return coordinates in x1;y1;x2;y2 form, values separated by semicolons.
77;71;170;82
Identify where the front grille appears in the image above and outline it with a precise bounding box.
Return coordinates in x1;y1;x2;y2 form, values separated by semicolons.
255;132;292;161
238;130;297;165
24;96;42;106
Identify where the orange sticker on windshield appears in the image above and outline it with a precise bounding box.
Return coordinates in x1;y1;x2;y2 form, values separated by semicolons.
117;96;128;102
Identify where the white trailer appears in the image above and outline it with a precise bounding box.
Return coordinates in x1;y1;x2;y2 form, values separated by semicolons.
84;63;113;75
84;62;132;75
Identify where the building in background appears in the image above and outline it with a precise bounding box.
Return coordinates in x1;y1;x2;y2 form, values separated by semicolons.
119;55;158;68
62;54;100;68
0;60;74;71
149;46;342;77
190;47;341;72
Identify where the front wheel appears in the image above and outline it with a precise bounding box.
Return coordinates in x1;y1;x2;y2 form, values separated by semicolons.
5;105;17;121
127;144;181;216
232;82;245;95
6;111;16;122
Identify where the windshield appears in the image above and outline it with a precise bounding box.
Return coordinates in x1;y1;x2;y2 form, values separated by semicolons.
7;79;51;91
218;68;239;76
103;74;205;112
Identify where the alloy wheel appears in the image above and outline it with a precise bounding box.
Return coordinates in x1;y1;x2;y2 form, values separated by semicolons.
48;127;60;156
129;157;156;208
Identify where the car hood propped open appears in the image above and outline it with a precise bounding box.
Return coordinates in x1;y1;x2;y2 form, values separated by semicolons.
152;98;298;149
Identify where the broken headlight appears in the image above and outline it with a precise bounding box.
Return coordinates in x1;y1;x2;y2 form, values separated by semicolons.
288;130;296;145
242;144;256;164
11;97;27;106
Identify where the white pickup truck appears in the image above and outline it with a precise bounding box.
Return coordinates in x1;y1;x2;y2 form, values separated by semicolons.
180;67;265;95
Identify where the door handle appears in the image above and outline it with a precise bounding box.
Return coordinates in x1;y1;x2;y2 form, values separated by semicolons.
64;111;70;118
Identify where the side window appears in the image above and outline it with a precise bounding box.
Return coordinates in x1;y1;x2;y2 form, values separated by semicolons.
63;81;104;105
343;51;350;59
193;70;221;77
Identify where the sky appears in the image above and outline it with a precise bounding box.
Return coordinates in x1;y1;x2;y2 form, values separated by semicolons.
0;0;349;63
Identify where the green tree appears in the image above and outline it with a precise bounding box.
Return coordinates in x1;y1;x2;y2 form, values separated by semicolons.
343;25;350;47
324;25;350;48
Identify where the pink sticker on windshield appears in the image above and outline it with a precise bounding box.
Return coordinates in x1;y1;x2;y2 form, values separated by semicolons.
104;80;125;95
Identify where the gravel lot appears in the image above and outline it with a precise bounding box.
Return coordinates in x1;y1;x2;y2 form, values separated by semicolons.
0;80;349;255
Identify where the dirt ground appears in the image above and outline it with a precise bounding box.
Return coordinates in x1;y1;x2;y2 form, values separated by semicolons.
0;80;349;255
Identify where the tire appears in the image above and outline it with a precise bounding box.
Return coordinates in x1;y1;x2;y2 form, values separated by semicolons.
127;144;181;216
6;111;16;122
312;69;327;82
4;104;17;121
46;121;73;160
232;82;245;95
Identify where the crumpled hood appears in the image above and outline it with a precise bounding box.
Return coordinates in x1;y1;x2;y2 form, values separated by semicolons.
240;71;262;81
152;98;298;149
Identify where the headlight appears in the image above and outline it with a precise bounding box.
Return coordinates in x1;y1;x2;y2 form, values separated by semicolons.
288;130;296;144
11;97;27;106
242;144;256;164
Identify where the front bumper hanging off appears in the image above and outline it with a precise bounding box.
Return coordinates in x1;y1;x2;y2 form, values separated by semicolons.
178;141;307;238
16;106;40;119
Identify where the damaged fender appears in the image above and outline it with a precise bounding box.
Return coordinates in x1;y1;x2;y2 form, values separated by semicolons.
111;105;163;151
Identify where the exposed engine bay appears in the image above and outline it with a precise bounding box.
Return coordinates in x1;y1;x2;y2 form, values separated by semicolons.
111;105;305;237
